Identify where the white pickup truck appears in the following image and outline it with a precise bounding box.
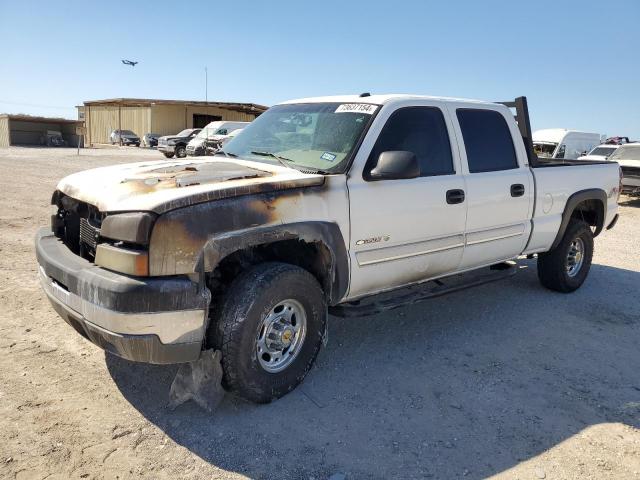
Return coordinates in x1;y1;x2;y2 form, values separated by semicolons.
36;94;622;403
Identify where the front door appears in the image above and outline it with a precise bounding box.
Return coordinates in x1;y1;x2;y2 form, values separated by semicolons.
346;103;468;299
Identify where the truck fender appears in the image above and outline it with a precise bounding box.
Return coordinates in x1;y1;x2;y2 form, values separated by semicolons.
195;221;349;305
550;188;606;249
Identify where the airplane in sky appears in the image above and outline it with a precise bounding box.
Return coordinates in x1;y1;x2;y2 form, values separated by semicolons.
121;59;138;67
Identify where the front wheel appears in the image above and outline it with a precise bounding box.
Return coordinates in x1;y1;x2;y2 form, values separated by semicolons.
175;145;187;158
162;151;175;158
537;219;594;293
212;262;327;403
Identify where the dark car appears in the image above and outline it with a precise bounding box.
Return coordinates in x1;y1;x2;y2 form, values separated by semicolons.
157;128;201;158
109;129;140;147
142;133;161;148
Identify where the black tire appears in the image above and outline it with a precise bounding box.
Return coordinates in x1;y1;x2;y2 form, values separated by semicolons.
162;151;174;158
175;145;187;158
537;219;594;293
212;262;326;403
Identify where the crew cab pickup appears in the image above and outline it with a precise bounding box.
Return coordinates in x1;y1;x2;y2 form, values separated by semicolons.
35;94;621;403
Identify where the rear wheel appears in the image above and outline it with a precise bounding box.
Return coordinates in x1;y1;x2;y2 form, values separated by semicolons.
537;219;594;292
175;145;187;158
211;262;326;403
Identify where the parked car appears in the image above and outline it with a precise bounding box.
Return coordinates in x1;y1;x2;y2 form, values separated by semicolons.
36;94;620;404
186;121;249;156
41;130;66;147
142;133;161;148
533;129;602;160
109;129;140;146
157;128;201;158
608;143;640;195
578;144;620;161
204;128;245;155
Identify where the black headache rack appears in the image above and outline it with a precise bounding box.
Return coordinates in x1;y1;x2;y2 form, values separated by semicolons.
497;96;611;168
496;96;539;167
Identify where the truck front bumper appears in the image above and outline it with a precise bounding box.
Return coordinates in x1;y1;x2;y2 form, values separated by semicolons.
157;145;175;154
35;228;209;364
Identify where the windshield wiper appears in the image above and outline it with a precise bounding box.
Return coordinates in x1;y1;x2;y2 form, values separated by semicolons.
250;151;329;175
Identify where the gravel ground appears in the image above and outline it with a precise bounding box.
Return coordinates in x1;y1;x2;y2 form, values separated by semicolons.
0;146;638;480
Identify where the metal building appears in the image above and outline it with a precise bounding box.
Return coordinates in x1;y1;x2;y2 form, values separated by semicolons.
0;114;83;148
79;98;268;146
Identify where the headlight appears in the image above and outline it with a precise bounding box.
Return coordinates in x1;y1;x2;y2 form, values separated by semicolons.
100;212;156;244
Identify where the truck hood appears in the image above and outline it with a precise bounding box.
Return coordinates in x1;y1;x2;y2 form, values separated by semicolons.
57;158;325;214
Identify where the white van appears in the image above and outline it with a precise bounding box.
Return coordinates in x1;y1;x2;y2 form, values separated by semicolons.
533;129;602;160
186;121;250;156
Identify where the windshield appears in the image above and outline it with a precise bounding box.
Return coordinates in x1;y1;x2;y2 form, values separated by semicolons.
609;145;640;161
222;102;377;173
588;146;616;157
533;142;557;158
176;129;192;137
120;130;135;136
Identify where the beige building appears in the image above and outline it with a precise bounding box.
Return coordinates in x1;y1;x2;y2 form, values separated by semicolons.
0;114;83;148
79;98;268;145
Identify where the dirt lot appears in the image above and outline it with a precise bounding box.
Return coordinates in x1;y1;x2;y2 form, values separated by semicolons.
0;146;639;480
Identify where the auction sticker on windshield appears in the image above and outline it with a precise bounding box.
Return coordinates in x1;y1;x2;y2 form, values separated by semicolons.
335;104;378;114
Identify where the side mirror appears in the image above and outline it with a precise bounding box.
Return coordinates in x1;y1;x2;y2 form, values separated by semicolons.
370;151;420;180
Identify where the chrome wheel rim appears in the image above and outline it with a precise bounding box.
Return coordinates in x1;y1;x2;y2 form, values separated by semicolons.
566;237;585;277
256;299;307;373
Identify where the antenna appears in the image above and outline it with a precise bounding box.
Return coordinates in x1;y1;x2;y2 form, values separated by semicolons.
205;67;208;103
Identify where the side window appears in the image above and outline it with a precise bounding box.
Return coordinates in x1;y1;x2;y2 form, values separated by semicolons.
365;107;454;179
216;129;228;135
555;144;566;159
456;109;518;173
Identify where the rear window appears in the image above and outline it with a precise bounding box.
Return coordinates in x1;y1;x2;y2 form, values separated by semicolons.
457;109;518;172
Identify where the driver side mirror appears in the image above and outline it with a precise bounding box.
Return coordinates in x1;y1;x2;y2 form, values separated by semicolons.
370;151;420;180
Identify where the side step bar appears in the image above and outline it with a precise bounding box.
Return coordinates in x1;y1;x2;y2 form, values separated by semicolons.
329;262;518;318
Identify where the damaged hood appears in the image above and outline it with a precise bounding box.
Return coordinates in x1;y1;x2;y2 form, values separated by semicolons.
57;158;325;213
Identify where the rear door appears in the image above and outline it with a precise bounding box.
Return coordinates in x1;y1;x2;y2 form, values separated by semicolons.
346;102;468;298
448;105;534;270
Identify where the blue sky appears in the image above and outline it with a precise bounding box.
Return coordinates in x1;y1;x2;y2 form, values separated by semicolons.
1;0;638;135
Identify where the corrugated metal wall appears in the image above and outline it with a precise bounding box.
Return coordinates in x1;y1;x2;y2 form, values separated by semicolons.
0;117;9;148
85;104;258;145
86;106;120;144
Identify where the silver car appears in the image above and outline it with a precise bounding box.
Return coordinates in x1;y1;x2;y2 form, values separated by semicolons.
109;129;140;146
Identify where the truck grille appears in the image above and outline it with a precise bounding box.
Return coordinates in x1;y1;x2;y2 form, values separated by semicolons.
80;218;100;249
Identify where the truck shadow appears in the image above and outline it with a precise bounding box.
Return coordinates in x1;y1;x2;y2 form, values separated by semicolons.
619;195;640;208
105;260;640;479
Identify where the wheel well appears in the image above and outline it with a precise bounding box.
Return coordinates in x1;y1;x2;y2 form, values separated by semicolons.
571;199;604;233
207;239;333;305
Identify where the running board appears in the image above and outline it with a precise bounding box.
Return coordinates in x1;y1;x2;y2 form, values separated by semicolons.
329;262;518;318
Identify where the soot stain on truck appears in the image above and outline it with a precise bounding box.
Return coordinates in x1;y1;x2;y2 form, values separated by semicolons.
149;184;328;276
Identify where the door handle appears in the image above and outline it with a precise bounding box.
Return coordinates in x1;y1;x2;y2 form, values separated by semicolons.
510;184;525;197
446;189;465;205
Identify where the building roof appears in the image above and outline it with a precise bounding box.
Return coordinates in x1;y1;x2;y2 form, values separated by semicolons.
82;98;268;115
0;113;81;124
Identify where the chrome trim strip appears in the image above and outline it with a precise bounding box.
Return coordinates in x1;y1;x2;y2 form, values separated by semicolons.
358;243;464;266
465;231;523;246
465;224;525;246
39;267;205;344
356;234;465;266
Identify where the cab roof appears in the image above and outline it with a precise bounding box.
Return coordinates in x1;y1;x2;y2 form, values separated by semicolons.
280;93;497;106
